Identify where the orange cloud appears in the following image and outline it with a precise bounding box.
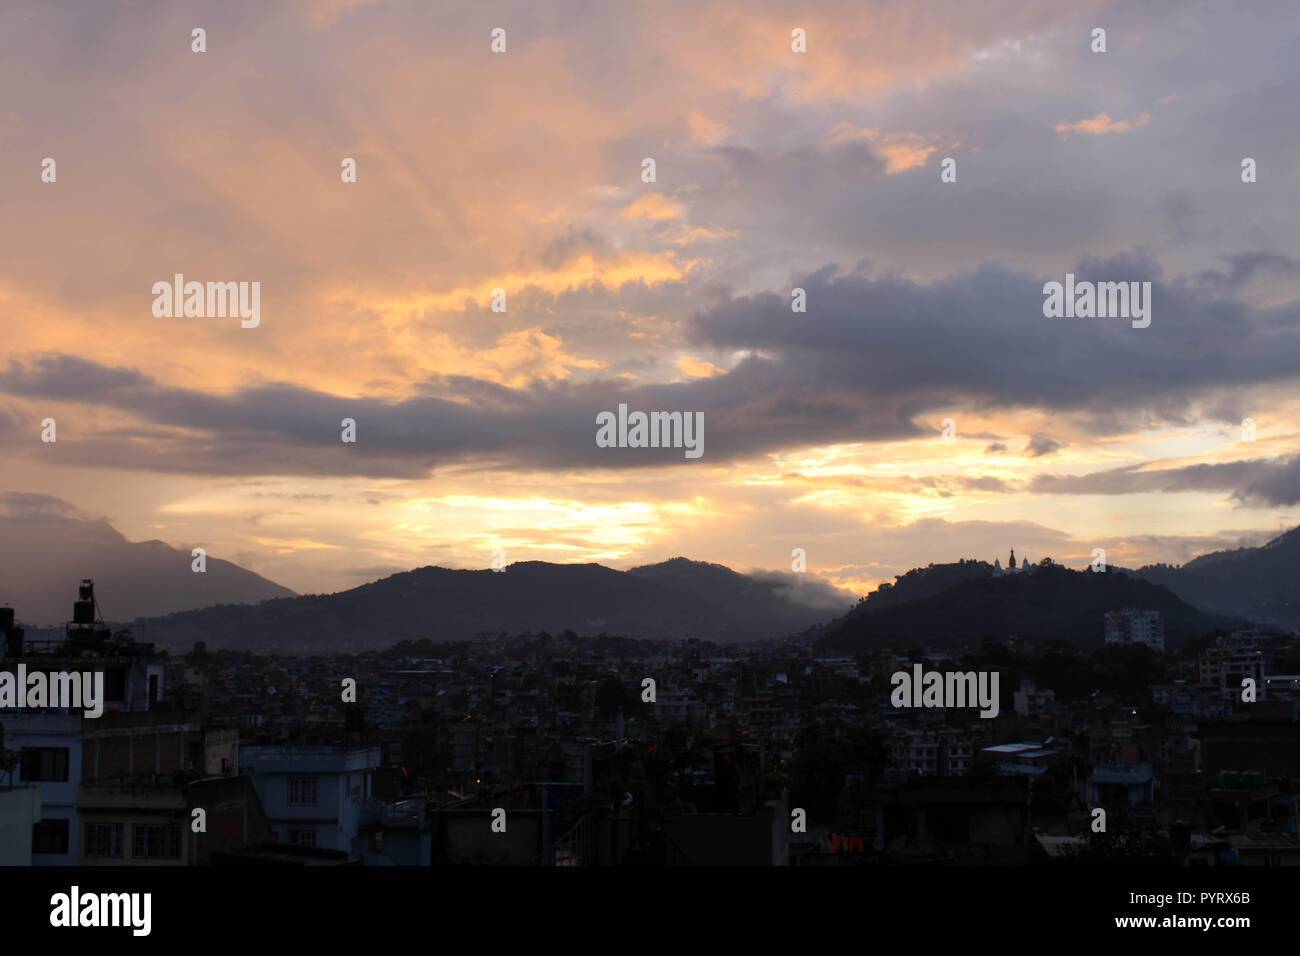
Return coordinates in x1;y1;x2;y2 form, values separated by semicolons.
476;329;607;386
687;110;730;146
657;225;741;246
876;141;939;174
677;355;725;379
620;193;686;221
1054;111;1151;136
827;124;942;173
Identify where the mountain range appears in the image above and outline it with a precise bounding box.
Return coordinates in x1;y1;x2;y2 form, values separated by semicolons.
128;558;848;652
1133;525;1300;630
5;504;1298;653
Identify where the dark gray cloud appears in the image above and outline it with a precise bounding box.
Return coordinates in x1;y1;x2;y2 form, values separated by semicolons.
3;250;1299;478
535;227;614;271
1024;434;1063;457
1031;455;1300;506
958;476;1013;493
690;252;1300;420
1193;253;1300;294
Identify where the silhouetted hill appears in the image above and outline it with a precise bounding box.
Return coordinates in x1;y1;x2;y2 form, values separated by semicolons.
845;558;993;610
628;556;848;614
133;558;851;652
0;513;294;625
1134;526;1300;628
816;560;1245;653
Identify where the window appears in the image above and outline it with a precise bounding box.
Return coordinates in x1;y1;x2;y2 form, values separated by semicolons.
85;822;124;858
132;823;181;860
20;747;69;782
33;819;69;854
287;777;317;806
103;668;127;702
288;829;317;847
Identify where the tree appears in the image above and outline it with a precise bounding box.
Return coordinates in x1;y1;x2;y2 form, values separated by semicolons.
594;676;634;719
787;722;890;825
0;749;19;788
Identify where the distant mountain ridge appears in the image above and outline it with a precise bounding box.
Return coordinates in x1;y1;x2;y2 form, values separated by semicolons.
9;501;1298;654
131;558;851;651
1133;525;1300;629
0;513;294;625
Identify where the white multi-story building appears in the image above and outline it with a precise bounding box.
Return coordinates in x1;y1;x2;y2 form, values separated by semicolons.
5;712;83;865
241;745;381;858
2;582;168;866
1104;609;1164;652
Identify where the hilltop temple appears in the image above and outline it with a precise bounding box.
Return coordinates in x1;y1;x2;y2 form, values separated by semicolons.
992;547;1031;576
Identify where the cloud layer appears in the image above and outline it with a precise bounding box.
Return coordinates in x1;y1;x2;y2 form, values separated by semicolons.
2;0;1298;597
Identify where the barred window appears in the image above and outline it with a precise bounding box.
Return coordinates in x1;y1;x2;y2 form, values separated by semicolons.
288;828;317;847
287;777;318;805
132;823;181;859
85;822;124;858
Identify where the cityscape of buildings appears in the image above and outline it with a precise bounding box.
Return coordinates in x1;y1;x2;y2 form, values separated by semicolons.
2;577;1298;866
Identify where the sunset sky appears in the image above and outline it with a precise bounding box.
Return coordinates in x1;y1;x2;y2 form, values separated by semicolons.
2;0;1299;600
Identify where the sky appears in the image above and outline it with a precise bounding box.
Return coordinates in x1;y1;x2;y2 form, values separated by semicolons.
2;0;1300;600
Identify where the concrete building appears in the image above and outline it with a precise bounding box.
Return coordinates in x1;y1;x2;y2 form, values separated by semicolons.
654;690;704;724
357;798;433;865
5;712;83;865
1013;680;1056;717
0;785;41;865
1199;633;1270;683
981;741;1066;778
1086;764;1155;808
1;580;171;866
892;727;973;776
1104;608;1165;653
78;782;189;865
76;774;270;866
872;776;1032;864
241;745;381;859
